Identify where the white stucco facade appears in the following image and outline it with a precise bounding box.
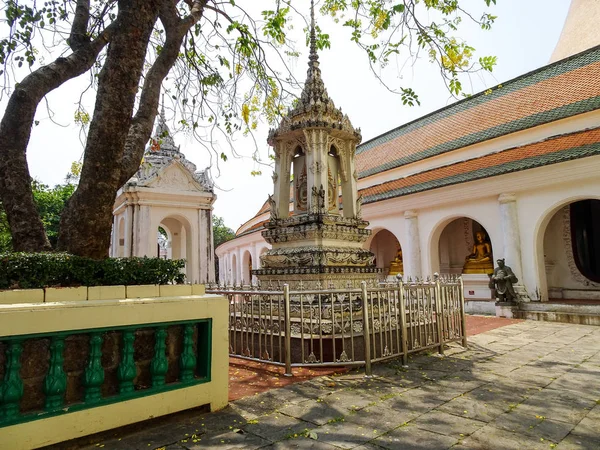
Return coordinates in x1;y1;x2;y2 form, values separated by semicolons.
110;108;217;284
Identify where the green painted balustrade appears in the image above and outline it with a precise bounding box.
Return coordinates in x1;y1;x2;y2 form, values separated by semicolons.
0;319;212;428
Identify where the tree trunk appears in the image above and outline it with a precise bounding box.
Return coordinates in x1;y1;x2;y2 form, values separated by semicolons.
0;30;112;252
57;0;161;258
118;1;207;187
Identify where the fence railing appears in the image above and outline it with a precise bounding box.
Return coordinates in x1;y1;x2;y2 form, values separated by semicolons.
207;275;466;376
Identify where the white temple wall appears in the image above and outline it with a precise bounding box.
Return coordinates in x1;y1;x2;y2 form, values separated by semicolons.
518;166;600;301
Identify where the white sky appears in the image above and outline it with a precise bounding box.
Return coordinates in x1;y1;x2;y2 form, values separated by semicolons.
1;0;571;232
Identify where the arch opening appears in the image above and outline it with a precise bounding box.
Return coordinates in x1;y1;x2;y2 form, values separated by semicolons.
158;215;192;281
242;251;253;286
542;199;600;301
437;218;494;276
369;229;402;278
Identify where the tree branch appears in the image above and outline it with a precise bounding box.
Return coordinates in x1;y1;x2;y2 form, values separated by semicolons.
69;0;92;51
119;0;208;186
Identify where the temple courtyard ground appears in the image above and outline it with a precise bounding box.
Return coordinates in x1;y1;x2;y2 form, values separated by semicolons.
56;318;600;450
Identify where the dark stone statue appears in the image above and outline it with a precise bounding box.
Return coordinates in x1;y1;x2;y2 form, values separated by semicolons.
489;259;518;303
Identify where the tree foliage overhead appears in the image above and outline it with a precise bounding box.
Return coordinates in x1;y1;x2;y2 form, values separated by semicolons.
213;214;236;249
0;0;498;258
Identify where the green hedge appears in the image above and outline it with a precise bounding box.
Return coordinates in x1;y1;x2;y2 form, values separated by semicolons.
0;253;186;289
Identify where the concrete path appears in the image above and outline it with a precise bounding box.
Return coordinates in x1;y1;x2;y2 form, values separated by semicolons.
79;321;600;450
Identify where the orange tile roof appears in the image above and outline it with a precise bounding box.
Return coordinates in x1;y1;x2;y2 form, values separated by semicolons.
359;128;600;203
356;46;600;177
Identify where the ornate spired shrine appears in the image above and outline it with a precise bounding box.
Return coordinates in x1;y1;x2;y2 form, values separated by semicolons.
253;2;379;288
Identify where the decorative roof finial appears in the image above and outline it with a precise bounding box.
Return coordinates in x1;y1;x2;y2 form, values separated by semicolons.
150;92;179;153
160;93;166;123
309;0;319;68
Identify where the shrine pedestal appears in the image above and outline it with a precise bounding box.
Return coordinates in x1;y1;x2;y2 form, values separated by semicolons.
462;274;492;301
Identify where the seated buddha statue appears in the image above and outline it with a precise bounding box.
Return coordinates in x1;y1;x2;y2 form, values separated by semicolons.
388;248;404;276
463;230;494;275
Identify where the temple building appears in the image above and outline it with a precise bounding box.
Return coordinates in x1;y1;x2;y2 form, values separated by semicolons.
216;0;600;320
109;106;216;284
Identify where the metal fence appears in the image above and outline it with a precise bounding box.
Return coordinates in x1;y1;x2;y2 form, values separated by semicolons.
207;276;466;376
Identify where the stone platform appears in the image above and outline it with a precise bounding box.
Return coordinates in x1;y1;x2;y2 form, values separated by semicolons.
50;320;600;450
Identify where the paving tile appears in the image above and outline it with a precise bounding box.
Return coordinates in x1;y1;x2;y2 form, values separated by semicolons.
381;386;448;412
410;409;485;438
491;410;575;442
556;417;600;450
457;424;555;450
263;437;340;449
242;412;315;442
504;366;559;388
278;399;347;426
322;389;377;412
546;372;600;399
436;397;507;423
344;402;422;433
515;387;598;424
371;424;458;450
180;429;270;449
309;419;377;449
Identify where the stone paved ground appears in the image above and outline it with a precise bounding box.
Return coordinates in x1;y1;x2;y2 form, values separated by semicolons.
75;321;600;450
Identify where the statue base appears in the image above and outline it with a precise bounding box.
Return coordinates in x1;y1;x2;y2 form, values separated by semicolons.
495;301;518;319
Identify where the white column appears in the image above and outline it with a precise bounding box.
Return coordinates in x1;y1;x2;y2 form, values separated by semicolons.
499;193;531;301
498;193;524;280
237;247;243;284
219;256;225;284
341;143;358;218
136;205;153;257
198;208;210;284
110;215;117;257
404;210;422;279
251;243;258;285
124;205;133;257
273;142;292;219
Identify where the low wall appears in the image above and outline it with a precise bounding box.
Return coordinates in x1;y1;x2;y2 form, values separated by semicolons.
0;287;228;449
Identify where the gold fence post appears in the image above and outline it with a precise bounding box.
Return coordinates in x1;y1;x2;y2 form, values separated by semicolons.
434;275;444;355
284;284;293;376
361;281;373;377
459;277;468;348
398;279;408;366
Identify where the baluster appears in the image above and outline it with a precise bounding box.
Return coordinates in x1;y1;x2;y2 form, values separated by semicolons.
44;336;67;410
83;333;105;404
117;330;136;394
150;327;168;387
179;324;197;382
1;340;24;420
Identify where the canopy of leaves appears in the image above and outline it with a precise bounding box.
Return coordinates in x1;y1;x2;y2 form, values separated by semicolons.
213;214;236;249
1;0;498;162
